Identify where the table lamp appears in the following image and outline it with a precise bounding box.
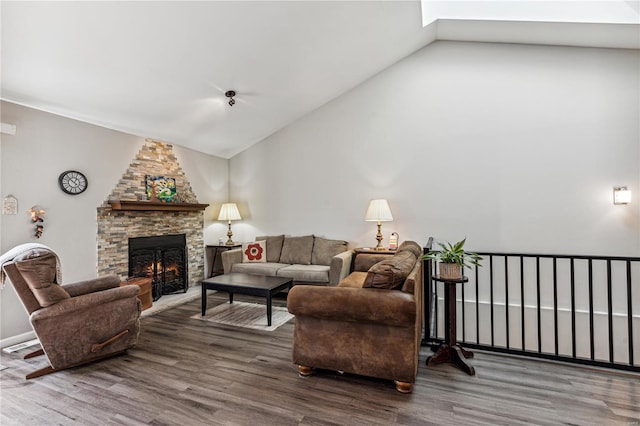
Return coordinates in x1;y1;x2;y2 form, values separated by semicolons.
218;203;242;245
364;199;393;250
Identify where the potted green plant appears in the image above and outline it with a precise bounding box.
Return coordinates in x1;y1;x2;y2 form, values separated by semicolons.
421;237;482;279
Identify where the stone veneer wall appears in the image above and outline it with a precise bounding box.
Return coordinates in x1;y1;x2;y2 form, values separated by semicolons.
97;139;205;286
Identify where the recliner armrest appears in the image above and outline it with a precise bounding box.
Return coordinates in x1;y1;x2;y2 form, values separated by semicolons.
329;250;353;286
62;274;121;297
30;285;139;322
221;249;243;274
287;285;415;327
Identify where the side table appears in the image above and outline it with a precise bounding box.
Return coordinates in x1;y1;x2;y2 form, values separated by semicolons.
206;244;242;278
351;247;396;271
426;275;475;375
121;277;153;311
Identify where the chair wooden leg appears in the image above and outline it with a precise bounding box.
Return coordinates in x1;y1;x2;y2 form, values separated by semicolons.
23;348;44;359
26;365;56;379
24;350;128;380
394;381;413;394
298;365;313;377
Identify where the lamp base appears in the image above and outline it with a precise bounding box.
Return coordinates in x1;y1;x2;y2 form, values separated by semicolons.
225;222;235;245
373;221;385;251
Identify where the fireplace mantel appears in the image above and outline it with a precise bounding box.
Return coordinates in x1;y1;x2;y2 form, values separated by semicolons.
108;200;209;212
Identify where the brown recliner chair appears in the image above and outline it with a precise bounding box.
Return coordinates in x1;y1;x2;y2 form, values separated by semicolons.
287;240;425;393
1;244;141;379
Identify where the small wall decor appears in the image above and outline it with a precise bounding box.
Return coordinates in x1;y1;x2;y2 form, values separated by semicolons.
29;205;46;238
145;175;176;203
2;195;18;215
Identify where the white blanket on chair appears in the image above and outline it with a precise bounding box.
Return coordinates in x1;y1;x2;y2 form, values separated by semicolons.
0;243;62;289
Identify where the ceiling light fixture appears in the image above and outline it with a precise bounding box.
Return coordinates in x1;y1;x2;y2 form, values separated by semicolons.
225;90;236;107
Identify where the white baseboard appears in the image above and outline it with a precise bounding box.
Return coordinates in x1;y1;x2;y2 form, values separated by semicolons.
0;331;37;349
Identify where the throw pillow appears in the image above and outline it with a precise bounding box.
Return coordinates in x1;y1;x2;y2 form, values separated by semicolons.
311;237;348;266
255;235;284;263
363;251;417;290
242;240;267;263
14;253;70;307
279;235;314;265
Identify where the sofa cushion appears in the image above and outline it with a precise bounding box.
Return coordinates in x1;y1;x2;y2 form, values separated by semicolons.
256;235;285;263
337;271;368;288
230;262;289;276
242;240;267;263
280;235;314;265
14;253;70;307
276;264;330;283
363;251;417;290
312;237;348;266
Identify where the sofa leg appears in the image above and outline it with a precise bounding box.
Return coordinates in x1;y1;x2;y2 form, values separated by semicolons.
394;381;413;394
298;365;313;377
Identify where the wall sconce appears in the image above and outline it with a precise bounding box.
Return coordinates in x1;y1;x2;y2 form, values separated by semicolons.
218;203;242;245
364;199;393;250
225;90;236;107
613;186;631;205
613;187;631;205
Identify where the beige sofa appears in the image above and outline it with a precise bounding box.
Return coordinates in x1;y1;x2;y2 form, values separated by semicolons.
221;235;352;286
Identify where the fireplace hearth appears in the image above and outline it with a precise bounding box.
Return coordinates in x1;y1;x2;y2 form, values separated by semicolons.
128;234;188;301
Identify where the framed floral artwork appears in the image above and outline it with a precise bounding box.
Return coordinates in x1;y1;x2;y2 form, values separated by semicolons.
145;175;177;202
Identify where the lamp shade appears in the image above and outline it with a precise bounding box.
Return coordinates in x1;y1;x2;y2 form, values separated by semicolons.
364;199;393;222
218;203;242;221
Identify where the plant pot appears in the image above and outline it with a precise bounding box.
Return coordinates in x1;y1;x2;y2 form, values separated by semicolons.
439;262;462;280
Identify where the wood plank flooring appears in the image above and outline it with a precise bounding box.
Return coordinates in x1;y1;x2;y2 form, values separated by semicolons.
1;292;639;425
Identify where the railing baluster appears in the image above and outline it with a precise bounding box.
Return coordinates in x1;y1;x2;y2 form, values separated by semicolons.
607;260;614;363
626;260;634;366
505;256;510;349
461;266;466;342
434;265;439;340
536;256;541;354
490;256;495;347
475;263;480;345
570;258;576;359
553;257;558;356
520;256;525;351
589;258;594;361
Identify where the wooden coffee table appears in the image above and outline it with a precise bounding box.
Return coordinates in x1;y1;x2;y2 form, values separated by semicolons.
201;273;293;326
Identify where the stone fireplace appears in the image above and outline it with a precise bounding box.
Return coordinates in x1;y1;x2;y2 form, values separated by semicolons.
97;140;208;287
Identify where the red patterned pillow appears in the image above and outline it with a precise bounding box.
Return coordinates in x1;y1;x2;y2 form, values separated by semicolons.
242;240;267;263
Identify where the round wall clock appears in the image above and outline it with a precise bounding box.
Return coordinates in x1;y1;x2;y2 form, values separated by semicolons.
58;170;88;195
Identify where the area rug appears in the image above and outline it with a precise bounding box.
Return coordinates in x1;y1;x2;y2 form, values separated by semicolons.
191;301;293;331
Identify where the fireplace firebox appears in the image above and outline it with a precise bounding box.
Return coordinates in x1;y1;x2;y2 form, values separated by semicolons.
128;234;188;301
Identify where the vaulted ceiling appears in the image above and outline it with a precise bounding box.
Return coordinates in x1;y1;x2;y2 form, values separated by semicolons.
2;1;638;159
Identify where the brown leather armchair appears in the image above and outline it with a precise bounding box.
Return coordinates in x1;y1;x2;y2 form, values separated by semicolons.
1;244;141;379
287;241;424;393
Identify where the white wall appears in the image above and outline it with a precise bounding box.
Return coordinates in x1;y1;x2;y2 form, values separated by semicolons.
230;41;639;257
0;101;229;342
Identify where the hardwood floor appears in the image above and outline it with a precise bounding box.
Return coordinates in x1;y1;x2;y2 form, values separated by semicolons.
1;292;639;425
